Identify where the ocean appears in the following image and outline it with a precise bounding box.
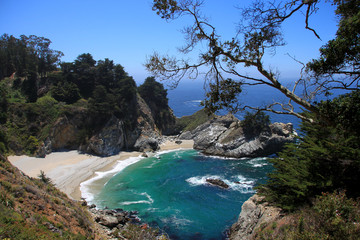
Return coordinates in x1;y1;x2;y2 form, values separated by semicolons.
82;150;272;239
166;80;302;129
81;81;335;239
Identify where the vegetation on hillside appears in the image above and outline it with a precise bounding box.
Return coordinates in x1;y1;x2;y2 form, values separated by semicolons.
0;154;94;239
138;76;175;133
0;34;173;156
174;108;215;132
253;191;360;240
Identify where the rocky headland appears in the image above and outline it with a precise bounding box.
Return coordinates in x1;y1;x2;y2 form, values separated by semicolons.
180;113;296;158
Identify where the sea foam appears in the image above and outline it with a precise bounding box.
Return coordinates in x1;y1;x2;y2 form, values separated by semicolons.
186;174;255;193
80;156;143;202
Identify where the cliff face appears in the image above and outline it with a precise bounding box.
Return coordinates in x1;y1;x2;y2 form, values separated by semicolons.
180;113;295;158
38;94;174;157
229;194;282;240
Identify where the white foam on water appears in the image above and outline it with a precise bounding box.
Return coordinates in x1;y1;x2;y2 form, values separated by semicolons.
120;192;154;206
161;215;193;228
186;175;222;186
248;157;269;167
186;174;256;193
80;156;143;202
121;200;152;205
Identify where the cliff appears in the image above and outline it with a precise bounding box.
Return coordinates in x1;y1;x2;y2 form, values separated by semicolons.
229;194;282;240
34;93;176;157
180;113;295;158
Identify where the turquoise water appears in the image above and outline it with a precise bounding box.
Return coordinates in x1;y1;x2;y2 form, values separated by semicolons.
88;149;272;239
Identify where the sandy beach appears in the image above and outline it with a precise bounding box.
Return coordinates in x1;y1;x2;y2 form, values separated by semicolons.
8;139;194;200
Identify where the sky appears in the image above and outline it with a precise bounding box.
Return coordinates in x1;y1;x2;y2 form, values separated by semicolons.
1;0;338;85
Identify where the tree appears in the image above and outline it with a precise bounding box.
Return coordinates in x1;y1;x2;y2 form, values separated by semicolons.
306;0;360;95
51;81;80;104
241;111;270;139
138;76;169;108
72;53;96;98
147;0;359;123
0;34;63;79
258;90;360;211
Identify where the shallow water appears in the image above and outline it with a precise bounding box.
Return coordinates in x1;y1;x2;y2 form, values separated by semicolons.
85;149;272;239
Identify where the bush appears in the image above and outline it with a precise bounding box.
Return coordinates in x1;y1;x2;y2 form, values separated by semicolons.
241;111;270;138
51;81;80;104
26;136;40;154
312;191;360;239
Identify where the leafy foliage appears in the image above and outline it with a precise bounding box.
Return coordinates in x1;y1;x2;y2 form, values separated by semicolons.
51;81;80;104
138;76;169;108
201;78;243;114
0;40;139;154
241;111;270;139
0;34;63;80
307;0;360;91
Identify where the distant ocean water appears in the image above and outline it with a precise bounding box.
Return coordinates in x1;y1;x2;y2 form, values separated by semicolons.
166;80;302;129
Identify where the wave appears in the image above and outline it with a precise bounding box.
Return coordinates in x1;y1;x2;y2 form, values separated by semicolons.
186;174;255;193
80;156;144;202
185;100;202;103
247;157;269;168
161;215;193;228
121;192;154;206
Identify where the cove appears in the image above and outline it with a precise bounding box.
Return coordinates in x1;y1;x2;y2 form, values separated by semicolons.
87;149;272;239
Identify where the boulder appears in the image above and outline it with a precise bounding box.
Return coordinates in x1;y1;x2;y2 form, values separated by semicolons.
96;215;119;229
86;116;125;156
206;178;229;189
133;136;159;152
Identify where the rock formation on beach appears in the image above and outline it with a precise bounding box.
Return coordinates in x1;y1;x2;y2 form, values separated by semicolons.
180;113;296;158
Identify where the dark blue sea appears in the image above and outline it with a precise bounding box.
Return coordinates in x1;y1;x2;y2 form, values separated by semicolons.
167;80;302;129
82;80;343;239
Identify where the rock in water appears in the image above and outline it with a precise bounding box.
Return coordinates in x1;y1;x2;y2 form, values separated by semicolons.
206;178;230;189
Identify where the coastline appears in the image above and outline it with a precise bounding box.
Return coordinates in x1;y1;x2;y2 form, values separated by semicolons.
8;139;194;201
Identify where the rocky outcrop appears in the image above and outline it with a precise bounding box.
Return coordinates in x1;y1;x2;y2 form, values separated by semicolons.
133;135;159;152
50;112;86;150
180;113;295;158
86;116;126;156
229;194;282;240
88;205;168;239
206;178;230;189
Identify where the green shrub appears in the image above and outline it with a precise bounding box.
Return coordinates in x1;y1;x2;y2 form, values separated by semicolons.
241;111;270;139
26;136;40;154
312;191;360;239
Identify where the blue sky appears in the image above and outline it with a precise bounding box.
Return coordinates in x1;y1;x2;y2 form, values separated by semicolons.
1;0;338;84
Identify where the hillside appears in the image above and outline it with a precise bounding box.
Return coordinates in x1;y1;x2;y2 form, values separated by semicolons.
0;153;95;239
